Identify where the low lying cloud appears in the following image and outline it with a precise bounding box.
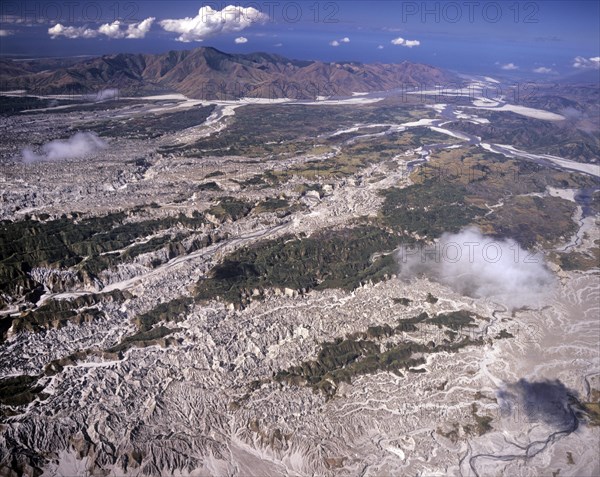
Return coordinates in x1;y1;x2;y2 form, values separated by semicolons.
573;56;600;69
234;36;248;44
500;62;519;70
533;66;554;74
160;5;268;42
0;29;15;37
391;37;420;48
22;132;108;163
48;18;155;39
397;227;555;309
85;88;120;102
559;106;584;120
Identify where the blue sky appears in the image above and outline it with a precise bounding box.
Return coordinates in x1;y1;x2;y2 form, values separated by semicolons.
1;1;599;76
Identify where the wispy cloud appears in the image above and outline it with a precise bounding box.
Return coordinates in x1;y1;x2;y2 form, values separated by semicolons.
22;132;108;163
330;36;350;47
160;5;267;42
377;45;384;49
84;88;120;102
1;15;52;25
532;66;555;74
398;227;555;309
48;18;155;39
500;62;519;70
98;18;155;39
0;29;15;37
573;56;600;69
391;37;420;48
534;36;561;42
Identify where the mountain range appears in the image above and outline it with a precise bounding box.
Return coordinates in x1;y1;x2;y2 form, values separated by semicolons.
0;47;458;100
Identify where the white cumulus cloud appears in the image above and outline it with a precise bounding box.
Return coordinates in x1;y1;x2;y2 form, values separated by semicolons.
22;132;108;163
160;5;268;42
501;62;519;70
533;66;554;74
573;56;600;69
97;22;123;38
234;36;248;44
98;17;155;39
397;227;555;309
329;36;350;47
49;18;154;39
391;37;420;48
48;24;98;39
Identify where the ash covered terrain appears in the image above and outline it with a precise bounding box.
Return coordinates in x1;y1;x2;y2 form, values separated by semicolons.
0;53;599;477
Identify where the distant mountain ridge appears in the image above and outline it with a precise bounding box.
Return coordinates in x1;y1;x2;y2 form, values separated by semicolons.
0;47;458;100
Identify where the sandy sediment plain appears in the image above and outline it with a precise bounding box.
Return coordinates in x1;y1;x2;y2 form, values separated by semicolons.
0;87;598;476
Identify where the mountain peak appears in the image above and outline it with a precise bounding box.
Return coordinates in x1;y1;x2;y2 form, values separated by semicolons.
1;47;458;100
